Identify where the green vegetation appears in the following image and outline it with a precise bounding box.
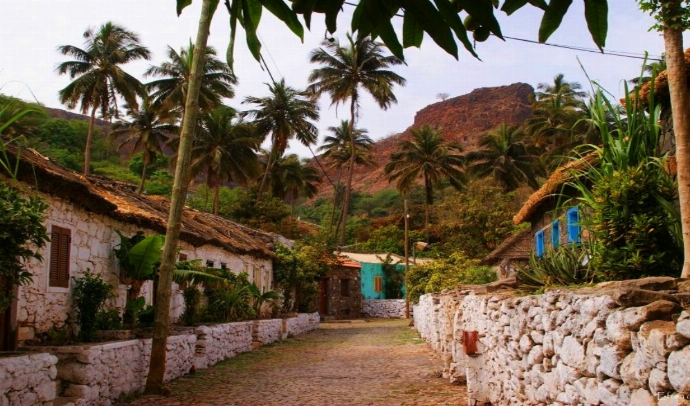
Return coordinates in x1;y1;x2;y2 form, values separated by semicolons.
72;270;116;342
518;244;594;291
407;253;497;303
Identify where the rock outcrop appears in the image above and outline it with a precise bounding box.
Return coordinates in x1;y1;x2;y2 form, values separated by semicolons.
312;82;534;196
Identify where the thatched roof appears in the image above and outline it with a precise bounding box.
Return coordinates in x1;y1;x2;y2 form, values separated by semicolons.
9;147;278;259
631;48;690;108
480;229;532;266
513;153;597;225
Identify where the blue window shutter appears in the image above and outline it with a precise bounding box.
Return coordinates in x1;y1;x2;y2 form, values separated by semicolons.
567;207;581;243
552;220;560;248
535;230;545;257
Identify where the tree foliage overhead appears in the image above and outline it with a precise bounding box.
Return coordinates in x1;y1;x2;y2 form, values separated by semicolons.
177;0;608;68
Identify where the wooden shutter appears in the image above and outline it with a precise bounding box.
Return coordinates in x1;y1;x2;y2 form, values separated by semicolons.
374;276;383;293
49;226;71;288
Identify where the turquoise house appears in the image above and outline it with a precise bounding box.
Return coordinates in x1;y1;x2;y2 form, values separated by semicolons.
338;252;410;299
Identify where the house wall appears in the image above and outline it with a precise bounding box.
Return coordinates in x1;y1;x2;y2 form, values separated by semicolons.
324;267;362;319
360;263;407;299
530;205;588;255
18;193;272;342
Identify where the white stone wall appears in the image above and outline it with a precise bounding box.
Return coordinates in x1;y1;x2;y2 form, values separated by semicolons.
414;290;690;406
43;334;196;406
362;299;409;318
253;319;285;345
18;193;272;341
285;313;320;336
0;353;58;406
194;321;253;369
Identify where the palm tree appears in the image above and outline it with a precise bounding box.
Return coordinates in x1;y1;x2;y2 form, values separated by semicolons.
110;98;179;194
242;79;319;199
190;106;261;214
385;126;465;232
319;120;376;234
308;34;405;245
466;124;543;192
268;154;322;212
56;22;151;175
525;74;587;149
145;42;236;117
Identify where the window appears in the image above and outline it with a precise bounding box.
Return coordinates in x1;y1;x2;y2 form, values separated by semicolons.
206;260;214;268
220;262;227;270
178;253;188;261
341;279;351;297
49;225;71;287
374;276;383;293
567;207;581;243
535;230;545;258
551;220;560;248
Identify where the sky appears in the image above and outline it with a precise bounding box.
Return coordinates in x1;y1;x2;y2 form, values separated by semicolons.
0;1;684;158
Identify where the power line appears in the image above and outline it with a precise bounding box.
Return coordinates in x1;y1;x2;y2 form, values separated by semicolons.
341;0;662;62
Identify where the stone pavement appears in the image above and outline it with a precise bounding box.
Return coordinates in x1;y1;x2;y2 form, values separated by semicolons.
128;319;467;406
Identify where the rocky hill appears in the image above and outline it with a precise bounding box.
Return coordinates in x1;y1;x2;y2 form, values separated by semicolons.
313;82;535;197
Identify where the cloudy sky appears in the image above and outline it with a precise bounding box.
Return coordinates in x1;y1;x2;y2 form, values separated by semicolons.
0;1;683;157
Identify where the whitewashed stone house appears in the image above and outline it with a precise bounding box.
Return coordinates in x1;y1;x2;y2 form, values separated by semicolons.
2;148;283;348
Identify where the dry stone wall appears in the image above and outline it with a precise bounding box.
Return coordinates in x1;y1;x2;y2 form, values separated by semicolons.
194;322;253;369
22;313;319;406
362;299;408;318
0;353;57;406
414;279;690;406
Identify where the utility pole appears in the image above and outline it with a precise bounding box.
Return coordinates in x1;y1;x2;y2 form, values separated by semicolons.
404;199;410;319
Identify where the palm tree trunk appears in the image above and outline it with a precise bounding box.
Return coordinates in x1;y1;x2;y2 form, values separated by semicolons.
424;173;432;241
339;96;357;246
257;151;274;201
213;180;220;215
204;169;212;212
328;167;344;237
83;106;97;176
137;156;148;194
144;0;216;394
663;16;690;278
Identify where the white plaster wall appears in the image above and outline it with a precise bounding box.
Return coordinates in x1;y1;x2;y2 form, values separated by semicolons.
415;290;690;406
253;319;284;345
0;353;58;406
194;321;253;369
18;193;273;341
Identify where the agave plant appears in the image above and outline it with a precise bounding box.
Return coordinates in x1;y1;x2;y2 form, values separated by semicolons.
517;243;594;291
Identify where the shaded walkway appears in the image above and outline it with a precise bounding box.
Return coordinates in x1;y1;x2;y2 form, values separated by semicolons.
129;319;467;406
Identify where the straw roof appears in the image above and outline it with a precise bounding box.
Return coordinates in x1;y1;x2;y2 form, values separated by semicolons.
632;48;690;108
480;229;532;266
9;147;278;259
513;153;597;225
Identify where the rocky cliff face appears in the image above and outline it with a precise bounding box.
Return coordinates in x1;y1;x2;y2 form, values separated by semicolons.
314;82;535;196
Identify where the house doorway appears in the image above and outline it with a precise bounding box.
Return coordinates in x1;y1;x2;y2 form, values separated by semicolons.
0;287;18;351
319;278;329;316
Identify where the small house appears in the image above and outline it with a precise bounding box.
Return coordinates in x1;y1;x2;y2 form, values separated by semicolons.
1;148;285;349
318;257;362;319
512;154;596;256
480;229;532;279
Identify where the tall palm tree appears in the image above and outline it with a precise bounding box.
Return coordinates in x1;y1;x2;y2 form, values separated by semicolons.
190;106;261;214
56;22;151;175
242;79;319;199
268;154;322;212
145;42;236;117
110;98;179;194
525;74;587;149
466;124;543;192
319;120;376;234
385;126;465;232
308;34;405;245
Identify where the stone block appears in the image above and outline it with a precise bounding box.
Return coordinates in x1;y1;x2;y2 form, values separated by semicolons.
668;346;690;393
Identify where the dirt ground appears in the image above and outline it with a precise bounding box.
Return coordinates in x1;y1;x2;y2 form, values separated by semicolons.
128;319;468;406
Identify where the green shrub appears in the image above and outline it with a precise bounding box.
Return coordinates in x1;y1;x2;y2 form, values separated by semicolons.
407;253;497;303
72;270;115;341
95;309;122;331
0;181;49;313
517;244;594;290
182;286;201;326
379;253;404;299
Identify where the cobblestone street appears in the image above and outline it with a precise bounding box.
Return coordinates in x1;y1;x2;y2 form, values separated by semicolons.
128;319;467;406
